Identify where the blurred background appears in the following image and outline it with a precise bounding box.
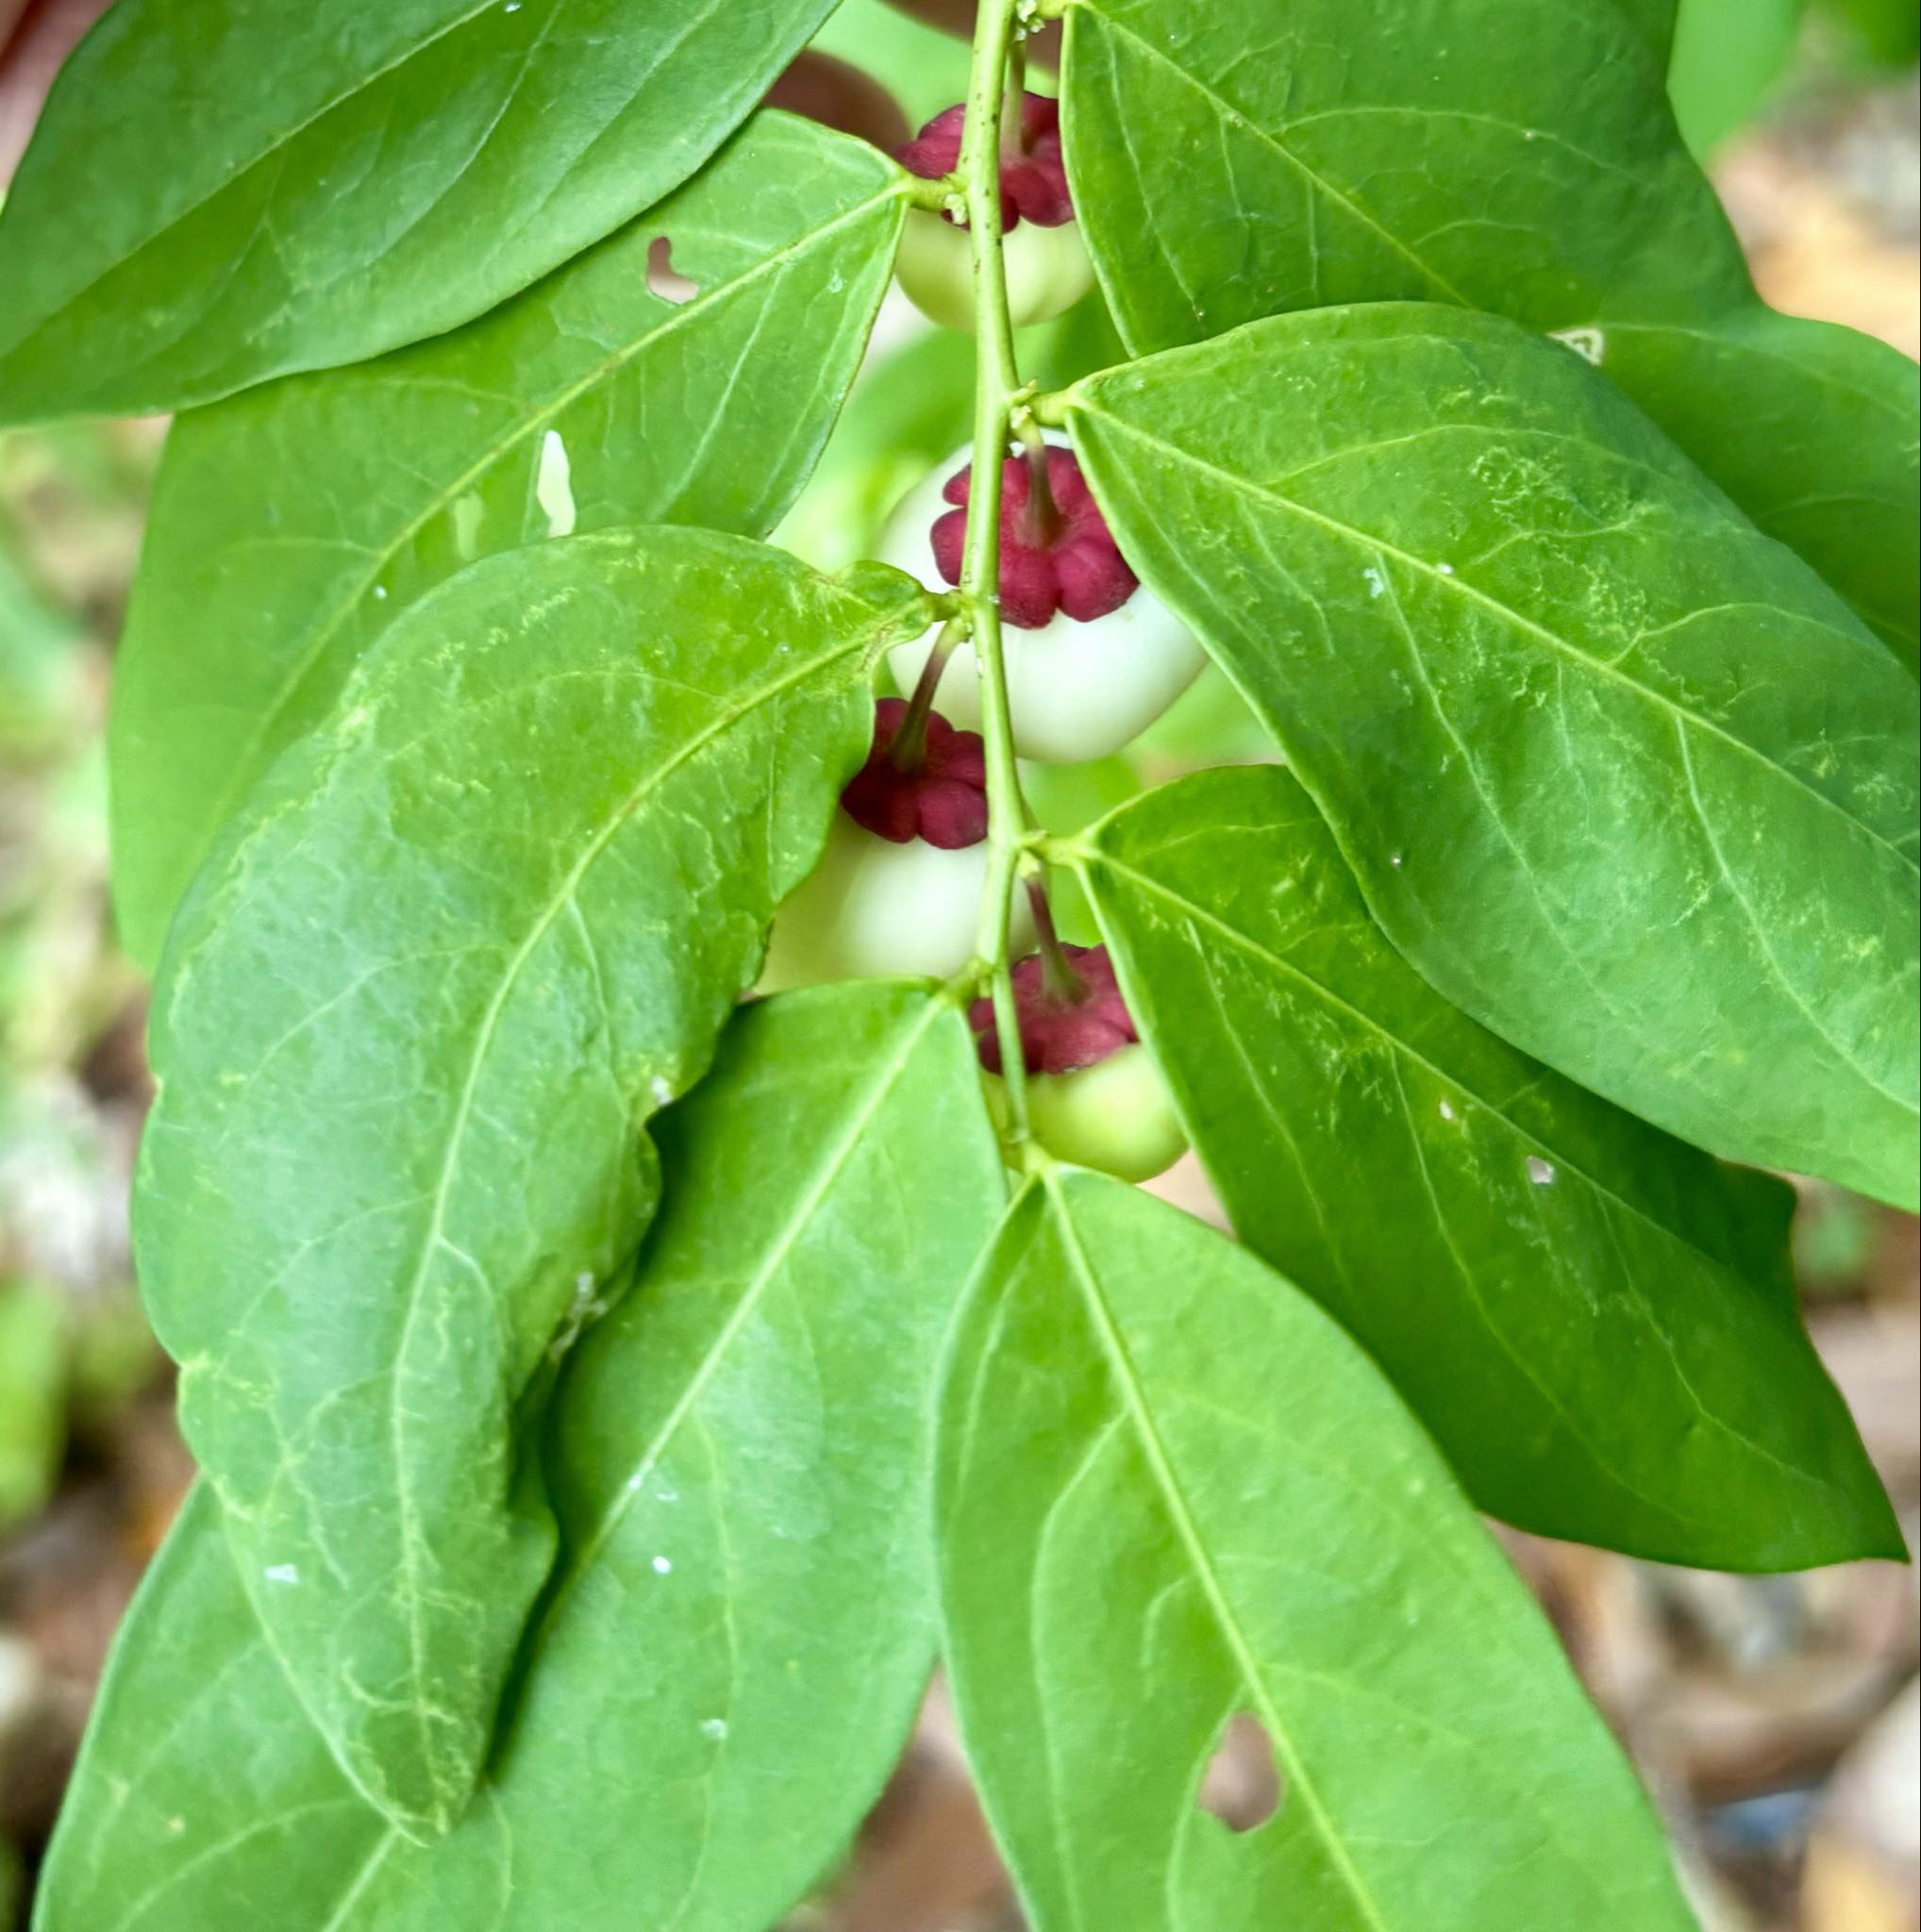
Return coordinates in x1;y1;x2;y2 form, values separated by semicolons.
0;2;1915;1927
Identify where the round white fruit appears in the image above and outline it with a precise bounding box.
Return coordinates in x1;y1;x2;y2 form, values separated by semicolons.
894;207;1094;333
879;436;1207;764
760;814;1033;991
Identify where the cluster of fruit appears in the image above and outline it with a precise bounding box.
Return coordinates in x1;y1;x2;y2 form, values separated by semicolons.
763;94;1199;1179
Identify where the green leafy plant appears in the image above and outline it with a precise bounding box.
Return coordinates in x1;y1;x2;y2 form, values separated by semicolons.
1;0;1913;1924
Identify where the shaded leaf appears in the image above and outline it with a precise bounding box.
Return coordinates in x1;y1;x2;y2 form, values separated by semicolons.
0;0;844;421
41;984;1004;1928
1066;304;1919;1208
1668;0;1803;156
1061;0;1918;663
109;110;905;972
1078;767;1899;1568
810;0;974;125
134;530;928;1836
776;325;977;575
940;1169;1700;1932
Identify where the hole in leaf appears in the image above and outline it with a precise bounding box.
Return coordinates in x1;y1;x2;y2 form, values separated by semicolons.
1197;1711;1284;1835
646;236;700;306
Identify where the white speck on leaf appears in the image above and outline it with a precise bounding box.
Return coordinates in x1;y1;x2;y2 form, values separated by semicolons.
1388;852;1404;869
1526;1158;1557;1186
1361;565;1386;599
649;1074;674;1107
451;491;483;561
1435;562;1455;576
700;1718;728;1741
652;1555;673;1575
263;1563;300;1585
372;584;388;601
1438;1099;1456;1122
1550;326;1606;367
537;429;576;540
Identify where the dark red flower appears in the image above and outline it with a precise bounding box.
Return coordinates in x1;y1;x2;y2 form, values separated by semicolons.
969;945;1139;1075
839;698;989;849
894;93;1074;230
930;445;1139;629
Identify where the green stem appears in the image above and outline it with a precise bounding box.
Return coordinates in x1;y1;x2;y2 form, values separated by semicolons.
960;0;1035;1139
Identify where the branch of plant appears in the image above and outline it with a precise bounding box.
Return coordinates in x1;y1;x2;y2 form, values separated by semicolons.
959;0;1040;1140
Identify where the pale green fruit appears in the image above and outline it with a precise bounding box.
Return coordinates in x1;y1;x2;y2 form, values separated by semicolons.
986;1042;1188;1181
880;434;1208;763
894;207;1094;333
760;814;1032;991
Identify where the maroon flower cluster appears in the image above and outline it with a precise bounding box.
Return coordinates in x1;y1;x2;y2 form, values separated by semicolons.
894;93;1075;229
839;698;989;849
930;446;1138;629
970;945;1139;1075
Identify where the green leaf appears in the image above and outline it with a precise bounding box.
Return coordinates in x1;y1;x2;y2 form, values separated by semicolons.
1061;0;1919;665
1817;0;1921;64
110;111;906;973
0;0;847;423
940;1170;1700;1932
810;0;975;125
1077;767;1899;1568
1668;0;1804;156
40;984;1005;1929
1066;305;1920;1209
1627;0;1684;54
133;530;928;1838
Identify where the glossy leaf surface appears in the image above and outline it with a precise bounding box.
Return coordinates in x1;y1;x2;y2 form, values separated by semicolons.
1067;305;1920;1208
0;0;844;421
940;1170;1700;1932
1078;767;1899;1569
134;531;927;1836
41;985;1004;1928
111;111;905;972
1061;0;1919;663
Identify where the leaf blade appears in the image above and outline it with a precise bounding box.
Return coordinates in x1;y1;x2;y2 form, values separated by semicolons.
134;531;927;1835
1078;766;1899;1568
940;1172;1700;1931
0;0;846;420
1066;305;1920;1208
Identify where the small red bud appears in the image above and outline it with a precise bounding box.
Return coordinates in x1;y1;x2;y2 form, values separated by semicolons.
969;944;1139;1075
894;93;1075;230
840;698;989;849
930;447;1139;629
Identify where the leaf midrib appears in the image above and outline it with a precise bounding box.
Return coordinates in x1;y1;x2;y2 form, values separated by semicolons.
1118;840;1849;1531
1042;1173;1394;1932
1082;843;1797;1277
1077;404;1919;875
1085;10;1472;309
550;998;945;1607
187;182;903;871
356;615;880;1824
